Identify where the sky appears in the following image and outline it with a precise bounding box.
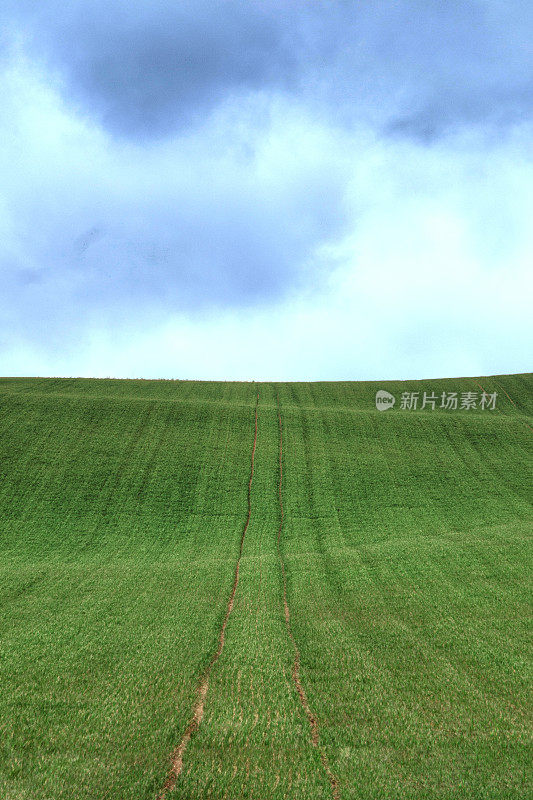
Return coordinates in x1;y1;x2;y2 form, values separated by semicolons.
1;0;532;381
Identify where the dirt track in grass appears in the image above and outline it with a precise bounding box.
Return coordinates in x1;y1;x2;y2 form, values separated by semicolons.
275;399;340;800
157;393;259;799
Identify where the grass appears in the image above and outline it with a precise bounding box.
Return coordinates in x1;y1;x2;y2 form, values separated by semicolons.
0;374;531;799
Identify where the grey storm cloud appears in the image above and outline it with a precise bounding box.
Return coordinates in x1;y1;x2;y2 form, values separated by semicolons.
4;0;533;141
0;82;352;344
0;0;532;375
4;0;302;138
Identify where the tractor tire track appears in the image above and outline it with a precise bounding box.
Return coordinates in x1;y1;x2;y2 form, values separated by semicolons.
474;379;533;432
157;393;259;799
275;398;340;800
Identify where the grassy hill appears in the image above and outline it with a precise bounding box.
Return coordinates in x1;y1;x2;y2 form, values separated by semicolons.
0;374;531;799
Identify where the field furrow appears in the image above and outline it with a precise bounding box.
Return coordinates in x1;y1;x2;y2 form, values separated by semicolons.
276;398;340;800
157;393;259;798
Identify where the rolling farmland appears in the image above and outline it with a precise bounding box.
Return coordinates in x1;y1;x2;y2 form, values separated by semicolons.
0;374;531;799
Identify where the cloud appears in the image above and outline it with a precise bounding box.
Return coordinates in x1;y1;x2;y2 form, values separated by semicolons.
0;1;531;379
300;0;533;142
0;56;353;345
3;1;532;142
3;0;301;138
1;101;531;379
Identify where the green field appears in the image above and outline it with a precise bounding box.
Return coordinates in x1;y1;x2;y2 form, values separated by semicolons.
0;374;531;799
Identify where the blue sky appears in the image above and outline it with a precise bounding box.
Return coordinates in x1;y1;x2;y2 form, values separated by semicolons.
1;0;531;380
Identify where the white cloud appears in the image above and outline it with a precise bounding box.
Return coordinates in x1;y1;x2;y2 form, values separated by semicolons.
0;26;531;381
